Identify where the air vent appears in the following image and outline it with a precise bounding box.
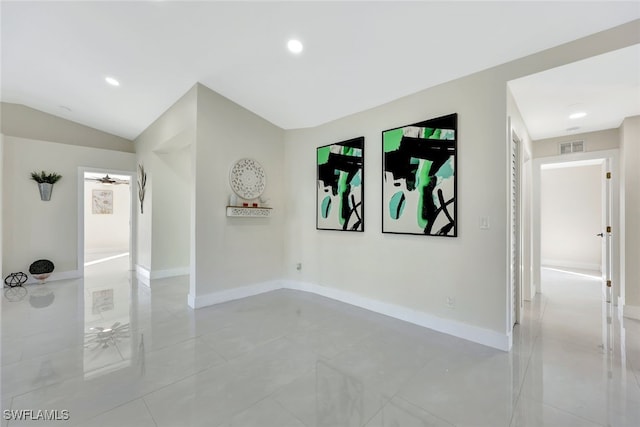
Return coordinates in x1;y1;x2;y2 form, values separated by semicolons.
559;140;585;154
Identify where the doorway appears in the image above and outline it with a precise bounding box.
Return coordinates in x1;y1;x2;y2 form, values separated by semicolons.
78;168;136;379
534;151;618;350
77;167;135;275
540;160;604;278
532;149;619;308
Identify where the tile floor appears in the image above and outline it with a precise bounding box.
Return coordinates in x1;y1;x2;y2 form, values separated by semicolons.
1;258;639;426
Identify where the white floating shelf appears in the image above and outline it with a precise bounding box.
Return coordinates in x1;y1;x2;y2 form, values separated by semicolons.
226;206;272;218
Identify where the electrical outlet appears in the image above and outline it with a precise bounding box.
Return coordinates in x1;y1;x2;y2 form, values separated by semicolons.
446;296;455;309
480;216;490;230
296;263;302;271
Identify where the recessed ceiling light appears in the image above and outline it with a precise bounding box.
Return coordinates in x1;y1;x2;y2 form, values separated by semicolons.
569;112;586;119
287;39;303;54
105;76;120;87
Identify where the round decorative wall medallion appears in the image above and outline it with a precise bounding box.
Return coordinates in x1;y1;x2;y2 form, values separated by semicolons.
229;158;266;200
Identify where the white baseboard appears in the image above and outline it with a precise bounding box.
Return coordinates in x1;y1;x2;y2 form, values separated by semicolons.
24;269;82;285
542;259;601;272
152;267;190;280
623;304;640;321
85;247;129;255
135;265;151;287
135;265;189;288
285;280;511;352
189;279;511;352
188;280;282;309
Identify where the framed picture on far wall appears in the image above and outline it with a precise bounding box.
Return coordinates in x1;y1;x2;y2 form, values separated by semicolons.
92;189;113;215
317;136;364;232
382;113;457;236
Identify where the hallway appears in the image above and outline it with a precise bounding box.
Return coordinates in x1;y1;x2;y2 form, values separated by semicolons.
512;267;640;426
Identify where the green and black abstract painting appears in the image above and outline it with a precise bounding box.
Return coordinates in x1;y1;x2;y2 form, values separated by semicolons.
382;114;457;236
317;137;364;231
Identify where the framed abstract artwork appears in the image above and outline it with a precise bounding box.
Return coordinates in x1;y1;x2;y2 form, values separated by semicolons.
382;113;457;236
317;136;364;231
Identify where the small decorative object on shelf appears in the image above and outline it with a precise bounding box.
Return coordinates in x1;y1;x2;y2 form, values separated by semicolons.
30;171;62;201
4;272;28;288
29;259;55;284
226;206;272;218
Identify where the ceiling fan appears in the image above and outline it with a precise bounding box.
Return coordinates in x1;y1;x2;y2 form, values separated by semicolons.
85;174;129;185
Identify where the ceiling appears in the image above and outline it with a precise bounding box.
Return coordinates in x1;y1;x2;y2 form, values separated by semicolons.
2;1;639;141
509;44;640;141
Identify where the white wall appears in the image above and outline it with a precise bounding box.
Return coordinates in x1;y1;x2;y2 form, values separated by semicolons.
84;180;131;254
191;84;285;301
1;103;134;153
2;137;135;278
135;86;195;276
133;82;285;296
281;20;638;350
541;164;602;271
284;73;511;342
620;115;640;319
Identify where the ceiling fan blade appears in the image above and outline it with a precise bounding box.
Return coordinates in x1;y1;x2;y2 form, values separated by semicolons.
84;174;129;185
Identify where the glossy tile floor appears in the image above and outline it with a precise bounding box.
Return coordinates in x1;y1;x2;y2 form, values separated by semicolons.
1;259;639;426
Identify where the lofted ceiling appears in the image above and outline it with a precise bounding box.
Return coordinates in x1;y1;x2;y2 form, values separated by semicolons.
1;1;639;141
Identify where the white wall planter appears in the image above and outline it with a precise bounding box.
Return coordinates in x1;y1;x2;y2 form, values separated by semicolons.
38;183;54;201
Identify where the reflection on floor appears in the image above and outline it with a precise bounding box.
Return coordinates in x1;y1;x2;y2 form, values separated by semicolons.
84;251;130;266
1;263;639;426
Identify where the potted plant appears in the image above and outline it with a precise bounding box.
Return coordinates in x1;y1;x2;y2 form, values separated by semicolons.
30;171;62;201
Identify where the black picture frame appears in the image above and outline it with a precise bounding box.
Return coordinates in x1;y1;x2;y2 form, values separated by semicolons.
382;113;457;237
316;136;365;232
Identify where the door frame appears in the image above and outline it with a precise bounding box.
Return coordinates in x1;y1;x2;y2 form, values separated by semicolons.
509;129;523;328
77;166;136;274
532;149;619;302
